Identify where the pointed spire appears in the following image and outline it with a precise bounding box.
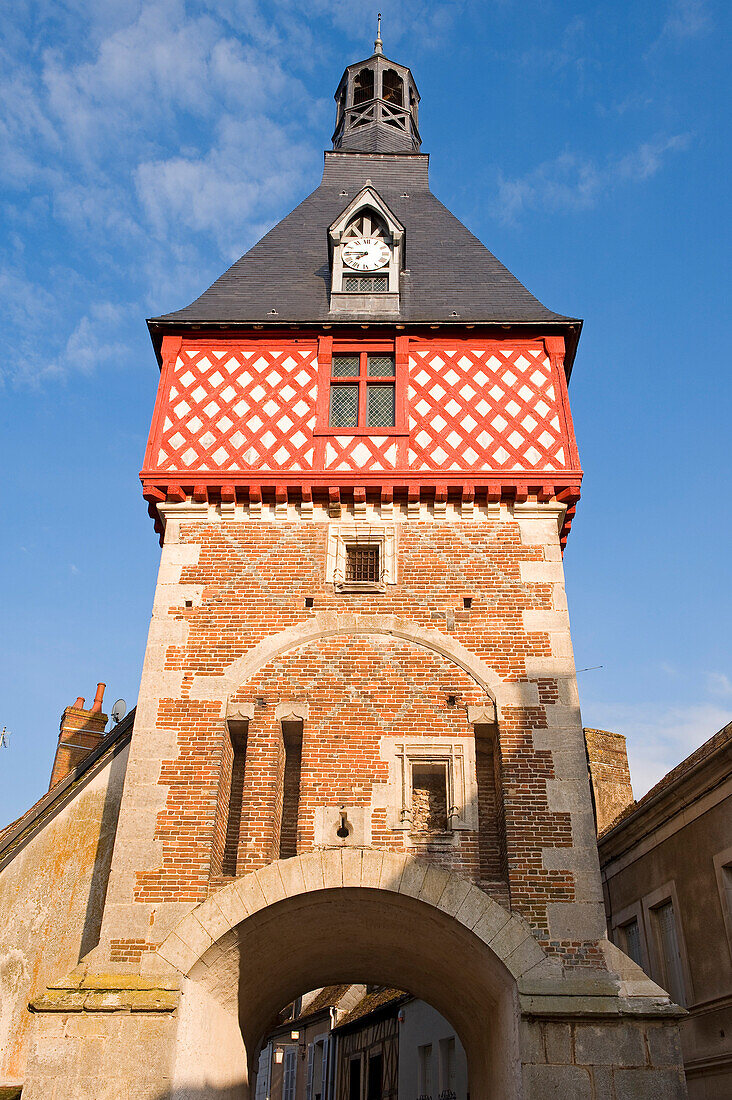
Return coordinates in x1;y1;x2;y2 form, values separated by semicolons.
374;12;383;55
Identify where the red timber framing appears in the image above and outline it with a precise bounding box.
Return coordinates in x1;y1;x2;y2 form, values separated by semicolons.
141;328;582;545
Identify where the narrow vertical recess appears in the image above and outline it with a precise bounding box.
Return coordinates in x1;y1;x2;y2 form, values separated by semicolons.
279;720;303;859
474;724;508;889
222;721;248;876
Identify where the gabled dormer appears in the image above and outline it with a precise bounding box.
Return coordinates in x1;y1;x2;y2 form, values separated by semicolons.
328;185;404;315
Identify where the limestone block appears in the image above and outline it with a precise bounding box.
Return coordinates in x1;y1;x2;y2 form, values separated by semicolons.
360;847;384;889
523;1064;592;1100
278;857;307;896
645;1022;684;1067
489;916;533;961
472;901;512;947
195;899;231;943
209;885;247;932
299;850;325;892
546;900;606;942
455;884;496;930
435;873;471;917
574;1023;646;1067
613;1067;688;1100
321;848;344;888
543;1022;571;1065
254;863;286;905
236;872;267;917
175;914;214;961
520;1019;546;1065
342;847;363;887
504;932;546;978
398;858;428;899
379;851;407;893
418;864;450;906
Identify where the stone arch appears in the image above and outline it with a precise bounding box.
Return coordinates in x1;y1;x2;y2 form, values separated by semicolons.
158;851;548;1099
190;612;505;710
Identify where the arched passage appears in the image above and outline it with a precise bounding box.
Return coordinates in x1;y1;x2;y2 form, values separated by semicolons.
159;852;550;1099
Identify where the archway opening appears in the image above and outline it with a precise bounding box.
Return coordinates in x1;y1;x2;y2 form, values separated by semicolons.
254;981;470;1100
179;881;522;1100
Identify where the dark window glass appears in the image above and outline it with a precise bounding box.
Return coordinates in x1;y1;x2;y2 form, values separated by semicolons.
332;354;359;377
346;545;380;583
344;275;388;293
330;385;358;427
367;384;395;427
367;354;395;377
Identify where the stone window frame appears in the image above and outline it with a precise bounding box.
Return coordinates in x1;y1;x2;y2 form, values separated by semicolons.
641;880;694;1007
326;523;397;593
391;739;474;835
610;899;650;973
712;845;732;962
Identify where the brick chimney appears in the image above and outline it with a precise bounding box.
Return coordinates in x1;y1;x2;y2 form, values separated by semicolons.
584;727;635;834
49;683;108;789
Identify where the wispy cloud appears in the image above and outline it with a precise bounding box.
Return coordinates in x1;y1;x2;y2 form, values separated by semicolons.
661;0;712;42
496;133;692;222
585;701;732;799
706;671;732;698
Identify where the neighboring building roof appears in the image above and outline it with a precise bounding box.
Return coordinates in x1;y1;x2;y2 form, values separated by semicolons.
599;720;732;843
149;151;580;360
0;709;135;871
333;987;408;1031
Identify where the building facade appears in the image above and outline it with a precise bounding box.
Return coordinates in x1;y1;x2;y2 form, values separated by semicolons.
599;722;732;1098
5;27;690;1100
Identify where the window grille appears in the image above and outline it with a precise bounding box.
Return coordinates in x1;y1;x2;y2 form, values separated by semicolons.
367;384;395;427
344;275;388;292
328;351;396;429
367;355;395;376
345;544;380;584
330;385;358;427
332;354;359;377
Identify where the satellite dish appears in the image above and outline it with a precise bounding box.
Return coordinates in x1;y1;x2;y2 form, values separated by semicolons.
111;699;127;725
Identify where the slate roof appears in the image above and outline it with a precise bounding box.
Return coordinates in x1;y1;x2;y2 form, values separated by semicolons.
333;986;408;1031
149;151;580;356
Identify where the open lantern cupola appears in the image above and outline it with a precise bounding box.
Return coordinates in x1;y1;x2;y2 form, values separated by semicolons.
328;184;405;315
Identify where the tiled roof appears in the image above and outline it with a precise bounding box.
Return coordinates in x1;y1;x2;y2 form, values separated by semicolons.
599;719;732;839
334;987;407;1029
150;152;579;337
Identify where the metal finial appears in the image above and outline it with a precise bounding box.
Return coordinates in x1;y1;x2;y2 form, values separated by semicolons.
374;12;383;55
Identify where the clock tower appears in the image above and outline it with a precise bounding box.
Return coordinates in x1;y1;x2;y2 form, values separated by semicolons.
22;25;687;1100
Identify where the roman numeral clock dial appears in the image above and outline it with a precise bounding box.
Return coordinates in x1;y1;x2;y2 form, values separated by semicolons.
342;237;391;271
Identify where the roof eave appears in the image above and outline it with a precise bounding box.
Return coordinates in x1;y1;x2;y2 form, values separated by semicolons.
147;316;582;376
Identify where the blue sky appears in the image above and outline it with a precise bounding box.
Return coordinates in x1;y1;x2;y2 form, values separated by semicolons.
1;0;730;828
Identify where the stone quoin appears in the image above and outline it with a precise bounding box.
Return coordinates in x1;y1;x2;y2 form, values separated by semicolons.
7;20;689;1100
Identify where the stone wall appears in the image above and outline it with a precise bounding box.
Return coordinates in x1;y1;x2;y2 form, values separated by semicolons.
584;728;634;833
0;741;129;1088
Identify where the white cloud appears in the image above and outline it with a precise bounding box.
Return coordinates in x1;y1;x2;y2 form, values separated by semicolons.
706;671;732;698
661;0;711;41
496;133;692;222
583;701;732;799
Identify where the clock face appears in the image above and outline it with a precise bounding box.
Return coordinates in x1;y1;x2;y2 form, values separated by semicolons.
342;237;391;271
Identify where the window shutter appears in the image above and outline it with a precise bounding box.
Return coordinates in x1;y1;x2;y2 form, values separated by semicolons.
306;1043;315;1100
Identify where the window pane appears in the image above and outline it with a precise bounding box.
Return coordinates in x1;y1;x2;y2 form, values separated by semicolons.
330;385;358;427
623;919;643;967
332;354;359;377
344;275;388;292
367;384;395;427
367;354;395;376
654;900;686;1006
346;545;380;583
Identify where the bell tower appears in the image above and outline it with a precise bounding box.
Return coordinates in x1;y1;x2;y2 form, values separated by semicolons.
22;22;688;1100
332;16;420;153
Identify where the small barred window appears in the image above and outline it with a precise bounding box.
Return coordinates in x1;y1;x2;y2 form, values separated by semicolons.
345;544;380;584
343;275;388;292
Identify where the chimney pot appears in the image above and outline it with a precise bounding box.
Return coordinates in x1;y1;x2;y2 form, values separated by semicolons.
91;683;106;714
74;696;85;709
